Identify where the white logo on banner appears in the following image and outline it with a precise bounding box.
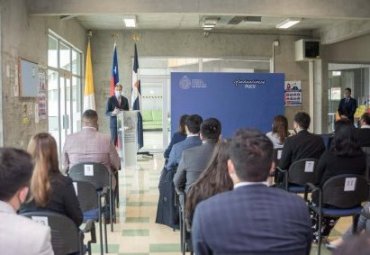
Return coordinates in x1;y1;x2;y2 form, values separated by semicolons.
179;75;191;89
179;76;207;89
344;178;357;191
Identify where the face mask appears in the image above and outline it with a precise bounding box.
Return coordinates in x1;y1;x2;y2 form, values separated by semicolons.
115;91;121;98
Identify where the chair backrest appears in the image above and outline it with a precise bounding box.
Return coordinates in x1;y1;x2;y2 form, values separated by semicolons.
288;158;318;185
361;147;370;181
69;162;111;190
21;211;82;255
323;174;369;208
273;148;283;165
72;180;99;213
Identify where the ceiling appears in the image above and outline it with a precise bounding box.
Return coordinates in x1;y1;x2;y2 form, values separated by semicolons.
76;14;342;32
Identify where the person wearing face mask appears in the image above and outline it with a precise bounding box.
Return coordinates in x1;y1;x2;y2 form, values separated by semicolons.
0;148;54;255
278;111;325;171
106;83;129;146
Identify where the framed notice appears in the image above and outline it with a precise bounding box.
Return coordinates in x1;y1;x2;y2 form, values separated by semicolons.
19;58;39;97
285;80;302;106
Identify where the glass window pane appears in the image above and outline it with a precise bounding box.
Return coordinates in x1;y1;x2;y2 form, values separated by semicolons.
72;76;81;132
72;50;81;75
60;42;71;71
48;69;60;150
48;36;58;68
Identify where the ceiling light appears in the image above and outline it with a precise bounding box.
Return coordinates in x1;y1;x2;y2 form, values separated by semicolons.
123;16;136;28
276;18;301;29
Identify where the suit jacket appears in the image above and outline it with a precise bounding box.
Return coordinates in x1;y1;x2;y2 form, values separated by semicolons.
192;185;312;255
164;131;187;159
0;201;54;255
338;97;357;122
106;95;129;128
166;135;202;171
278;130;325;170
354;128;370;147
62;127;120;174
174;141;217;193
20;173;83;227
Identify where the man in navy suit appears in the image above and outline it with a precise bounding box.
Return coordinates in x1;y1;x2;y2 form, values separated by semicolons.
192;129;312;255
166;114;203;171
338;87;357;123
106;83;129;146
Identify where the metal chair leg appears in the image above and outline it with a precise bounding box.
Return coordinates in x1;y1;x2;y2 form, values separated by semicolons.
317;212;322;255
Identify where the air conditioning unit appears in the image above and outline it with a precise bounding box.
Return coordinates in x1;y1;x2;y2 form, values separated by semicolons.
295;39;320;61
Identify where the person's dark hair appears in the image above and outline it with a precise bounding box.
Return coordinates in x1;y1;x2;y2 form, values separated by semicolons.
361;112;370;126
331;119;362;157
229;129;273;182
272;115;289;144
345;88;351;94
0;148;33;201
200;118;222;141
294;112;311;130
185;114;203;134
83;109;98;123
333;233;370;255
178;114;189;135
27;133;60;207
185;140;233;223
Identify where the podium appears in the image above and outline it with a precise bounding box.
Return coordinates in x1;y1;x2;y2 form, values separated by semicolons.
117;110;139;168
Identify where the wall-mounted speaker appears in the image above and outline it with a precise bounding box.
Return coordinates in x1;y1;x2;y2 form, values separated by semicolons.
295;39;320;61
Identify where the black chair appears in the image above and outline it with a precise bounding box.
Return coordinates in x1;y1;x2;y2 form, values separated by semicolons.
69;162;115;231
73;180;106;255
21;211;84;255
304;174;369;255
361;147;370;182
177;191;193;255
276;158;318;193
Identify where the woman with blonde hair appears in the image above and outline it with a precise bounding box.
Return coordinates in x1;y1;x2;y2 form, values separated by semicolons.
20;133;83;226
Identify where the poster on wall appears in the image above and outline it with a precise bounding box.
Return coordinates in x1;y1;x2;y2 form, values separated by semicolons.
37;70;47;120
285;80;302;106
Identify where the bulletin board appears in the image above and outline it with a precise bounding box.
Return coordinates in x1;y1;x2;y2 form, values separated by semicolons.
19;58;39;97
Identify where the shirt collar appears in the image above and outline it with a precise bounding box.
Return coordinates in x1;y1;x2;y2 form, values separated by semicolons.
187;134;199;138
234;181;269;189
361;125;370;129
0;200;15;214
82;126;97;130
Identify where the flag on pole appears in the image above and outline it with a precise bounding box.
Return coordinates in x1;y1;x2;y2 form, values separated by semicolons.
83;39;96;111
110;43;119;96
132;43;144;149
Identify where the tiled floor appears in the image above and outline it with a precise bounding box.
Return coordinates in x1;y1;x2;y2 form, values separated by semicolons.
88;153;351;255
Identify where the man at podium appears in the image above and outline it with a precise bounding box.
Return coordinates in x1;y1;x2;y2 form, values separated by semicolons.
106;83;129;146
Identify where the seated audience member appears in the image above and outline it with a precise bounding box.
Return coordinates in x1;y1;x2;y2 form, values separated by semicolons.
185;140;233;224
278;111;325;170
164;114;188;160
0;148;54;255
166;114;203;171
63;109;120;187
192;129;312;255
327;201;370;249
174;118;222;193
20;133;83;227
332;233;370;255
310;120;366;243
354;112;370;147
266;115;289;149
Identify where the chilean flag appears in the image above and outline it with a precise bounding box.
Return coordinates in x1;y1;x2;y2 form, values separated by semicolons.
110;43;119;96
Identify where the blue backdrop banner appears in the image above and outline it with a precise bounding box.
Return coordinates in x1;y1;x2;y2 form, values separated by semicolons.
171;72;285;138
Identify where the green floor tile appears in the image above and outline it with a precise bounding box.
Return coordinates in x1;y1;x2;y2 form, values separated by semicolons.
126;201;157;206
119;253;149;255
149;243;180;253
125;217;150;223
91;244;119;253
122;229;150;236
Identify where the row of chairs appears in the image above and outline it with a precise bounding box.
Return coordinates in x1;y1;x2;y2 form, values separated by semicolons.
276;158;370;255
21;162;118;255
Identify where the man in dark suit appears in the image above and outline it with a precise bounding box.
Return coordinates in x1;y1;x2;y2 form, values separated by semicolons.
278;111;325;171
192;129;312;255
354;112;370;147
166;114;203;171
174;118;221;193
106;83;129;146
338;87;357;123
